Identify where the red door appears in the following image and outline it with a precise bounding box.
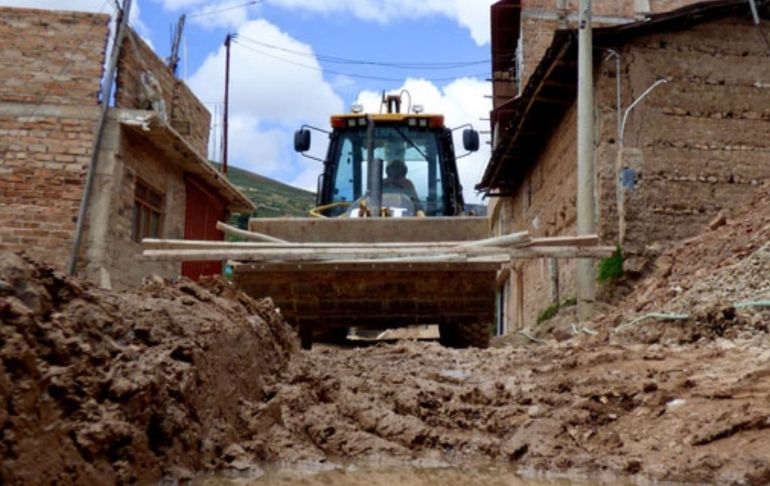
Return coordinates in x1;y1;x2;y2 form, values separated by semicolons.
182;176;226;280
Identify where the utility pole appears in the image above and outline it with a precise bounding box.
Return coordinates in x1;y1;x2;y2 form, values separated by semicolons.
576;0;596;321
68;0;133;276
168;14;186;76
222;33;233;174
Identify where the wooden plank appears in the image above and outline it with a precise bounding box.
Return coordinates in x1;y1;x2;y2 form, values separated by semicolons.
142;245;616;262
529;235;599;247
143;238;479;250
216;221;288;243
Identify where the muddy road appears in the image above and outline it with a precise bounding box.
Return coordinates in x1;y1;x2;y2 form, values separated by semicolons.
240;337;770;485
1;188;769;484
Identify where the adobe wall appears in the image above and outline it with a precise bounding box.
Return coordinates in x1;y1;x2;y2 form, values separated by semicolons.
0;8;109;268
115;30;211;157
494;15;770;329
492;104;580;328
596;16;770;250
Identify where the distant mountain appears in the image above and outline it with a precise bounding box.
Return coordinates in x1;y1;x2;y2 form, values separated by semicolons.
215;163;316;218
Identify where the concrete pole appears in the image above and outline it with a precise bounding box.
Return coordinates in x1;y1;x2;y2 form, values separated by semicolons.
68;0;133;276
576;0;596;321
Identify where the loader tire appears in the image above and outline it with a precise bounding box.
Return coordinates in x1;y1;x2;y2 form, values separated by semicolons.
438;322;490;349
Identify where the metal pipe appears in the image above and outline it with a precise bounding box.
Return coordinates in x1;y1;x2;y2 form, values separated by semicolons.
68;0;133;276
222;33;232;174
365;118;382;215
619;78;669;150
576;0;596;321
603;48;622;141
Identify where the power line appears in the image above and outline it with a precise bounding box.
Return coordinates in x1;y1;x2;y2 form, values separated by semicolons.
232;39;487;82
187;0;264;19
236;34;490;70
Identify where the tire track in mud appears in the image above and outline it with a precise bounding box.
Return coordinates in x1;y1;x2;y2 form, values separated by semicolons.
257;340;770;485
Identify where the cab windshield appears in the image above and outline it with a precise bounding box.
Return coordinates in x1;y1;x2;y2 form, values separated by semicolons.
330;126;446;216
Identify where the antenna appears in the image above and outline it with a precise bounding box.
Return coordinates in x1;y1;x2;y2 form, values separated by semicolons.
168;14;186;76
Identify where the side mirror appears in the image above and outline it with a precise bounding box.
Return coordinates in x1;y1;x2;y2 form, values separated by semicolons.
463;129;480;152
294;129;311;152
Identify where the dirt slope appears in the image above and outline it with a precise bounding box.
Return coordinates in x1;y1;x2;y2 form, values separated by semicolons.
597;184;770;344
0;253;297;484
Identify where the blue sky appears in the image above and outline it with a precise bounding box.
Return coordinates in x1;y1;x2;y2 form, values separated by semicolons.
3;0;495;202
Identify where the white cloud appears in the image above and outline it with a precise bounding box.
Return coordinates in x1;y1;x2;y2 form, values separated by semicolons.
152;0;496;45
188;18;344;189
355;77;491;204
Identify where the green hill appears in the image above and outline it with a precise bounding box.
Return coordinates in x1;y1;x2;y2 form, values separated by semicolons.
216;163;317;218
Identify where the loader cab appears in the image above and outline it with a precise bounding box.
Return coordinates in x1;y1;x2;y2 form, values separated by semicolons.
317;115;467;217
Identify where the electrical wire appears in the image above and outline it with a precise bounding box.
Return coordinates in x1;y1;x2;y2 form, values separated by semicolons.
236;34;490;70
232;39;487;82
187;0;264;19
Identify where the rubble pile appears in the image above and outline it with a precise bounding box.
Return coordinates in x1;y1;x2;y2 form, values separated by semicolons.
599;184;770;343
0;253;297;484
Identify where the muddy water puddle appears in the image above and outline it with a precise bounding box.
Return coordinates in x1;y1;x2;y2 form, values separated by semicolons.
193;464;619;486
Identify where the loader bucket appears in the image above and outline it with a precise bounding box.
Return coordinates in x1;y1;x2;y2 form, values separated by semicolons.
231;217;498;347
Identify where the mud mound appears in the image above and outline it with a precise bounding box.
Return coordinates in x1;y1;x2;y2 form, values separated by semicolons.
0;252;297;484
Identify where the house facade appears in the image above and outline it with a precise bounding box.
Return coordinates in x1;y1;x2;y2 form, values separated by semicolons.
481;0;770;329
0;7;254;289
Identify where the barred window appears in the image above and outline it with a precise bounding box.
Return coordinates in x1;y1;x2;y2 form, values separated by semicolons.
131;180;163;242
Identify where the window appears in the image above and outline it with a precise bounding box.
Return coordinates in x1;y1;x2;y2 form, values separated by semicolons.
330;126;446;216
131;179;163;242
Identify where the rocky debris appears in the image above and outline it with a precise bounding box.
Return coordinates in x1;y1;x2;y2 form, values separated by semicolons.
503;185;770;346
0;252;297;484
596;184;770;344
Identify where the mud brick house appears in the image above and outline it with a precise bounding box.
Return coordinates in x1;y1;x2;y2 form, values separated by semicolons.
0;7;254;289
481;0;770;330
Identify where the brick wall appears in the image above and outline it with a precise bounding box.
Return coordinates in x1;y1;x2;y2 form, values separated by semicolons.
115;30;211;157
0;8;108;105
0;8;109;268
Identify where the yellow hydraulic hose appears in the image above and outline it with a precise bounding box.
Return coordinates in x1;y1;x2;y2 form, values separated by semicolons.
308;201;352;218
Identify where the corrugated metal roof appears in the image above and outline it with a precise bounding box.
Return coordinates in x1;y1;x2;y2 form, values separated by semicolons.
478;0;766;195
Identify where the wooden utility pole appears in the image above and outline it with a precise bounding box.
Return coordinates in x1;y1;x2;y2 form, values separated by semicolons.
576;0;596;321
222;33;232;174
68;0;133;276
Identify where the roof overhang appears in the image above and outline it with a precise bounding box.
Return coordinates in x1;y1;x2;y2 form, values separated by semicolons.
478;0;767;195
116;109;255;213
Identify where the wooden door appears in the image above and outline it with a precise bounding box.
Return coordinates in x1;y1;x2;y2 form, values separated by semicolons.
181;176;226;280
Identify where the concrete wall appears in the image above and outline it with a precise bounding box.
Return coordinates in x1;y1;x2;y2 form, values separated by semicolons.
494;15;770;328
115;31;211;157
0;8;108;267
85;117;186;289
